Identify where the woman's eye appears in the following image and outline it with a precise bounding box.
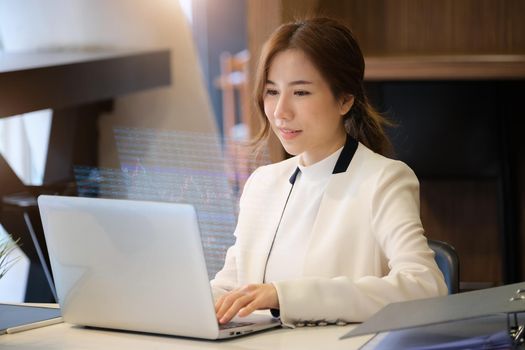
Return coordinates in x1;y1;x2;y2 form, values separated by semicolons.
294;90;310;96
265;89;278;96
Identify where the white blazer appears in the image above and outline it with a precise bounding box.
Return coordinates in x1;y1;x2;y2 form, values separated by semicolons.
211;138;448;327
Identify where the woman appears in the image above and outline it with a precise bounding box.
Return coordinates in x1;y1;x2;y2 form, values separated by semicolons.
211;17;447;327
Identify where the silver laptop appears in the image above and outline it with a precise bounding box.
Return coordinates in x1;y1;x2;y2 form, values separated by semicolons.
37;195;280;339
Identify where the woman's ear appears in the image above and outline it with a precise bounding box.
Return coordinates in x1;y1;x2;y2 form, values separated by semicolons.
340;94;355;116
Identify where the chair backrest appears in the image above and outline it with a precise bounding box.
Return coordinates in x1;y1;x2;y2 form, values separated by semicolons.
428;239;460;294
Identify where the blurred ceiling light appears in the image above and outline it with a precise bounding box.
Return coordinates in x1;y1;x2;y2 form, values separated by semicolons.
178;0;193;24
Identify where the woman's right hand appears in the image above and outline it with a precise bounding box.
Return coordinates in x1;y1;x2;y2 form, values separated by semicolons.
215;283;279;324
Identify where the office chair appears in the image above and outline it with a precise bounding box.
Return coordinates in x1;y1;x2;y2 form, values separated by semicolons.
428;239;460;294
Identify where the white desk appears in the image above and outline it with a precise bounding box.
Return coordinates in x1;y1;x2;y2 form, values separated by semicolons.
1;321;374;350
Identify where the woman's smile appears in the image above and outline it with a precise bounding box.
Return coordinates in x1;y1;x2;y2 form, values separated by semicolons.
278;127;302;140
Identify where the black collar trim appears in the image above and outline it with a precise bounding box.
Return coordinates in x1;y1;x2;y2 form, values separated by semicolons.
333;136;358;174
289;167;301;185
288;136;358;184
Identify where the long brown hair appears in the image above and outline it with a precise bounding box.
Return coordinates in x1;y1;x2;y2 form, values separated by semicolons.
253;17;392;156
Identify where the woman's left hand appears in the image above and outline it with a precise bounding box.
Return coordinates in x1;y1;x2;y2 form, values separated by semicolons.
215;283;279;324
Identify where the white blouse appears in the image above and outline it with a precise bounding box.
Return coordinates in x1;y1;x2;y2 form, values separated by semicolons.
264;147;343;283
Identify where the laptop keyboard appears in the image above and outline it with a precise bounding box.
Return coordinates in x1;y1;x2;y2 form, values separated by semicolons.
219;321;254;330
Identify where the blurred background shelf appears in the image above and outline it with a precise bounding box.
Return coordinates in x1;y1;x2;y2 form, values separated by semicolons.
0;49;170;118
364;55;525;81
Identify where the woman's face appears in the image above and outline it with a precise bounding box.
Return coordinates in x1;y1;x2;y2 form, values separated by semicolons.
263;49;353;166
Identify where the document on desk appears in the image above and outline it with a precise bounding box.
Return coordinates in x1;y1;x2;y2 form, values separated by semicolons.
341;281;525;339
0;304;62;335
361;313;516;350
